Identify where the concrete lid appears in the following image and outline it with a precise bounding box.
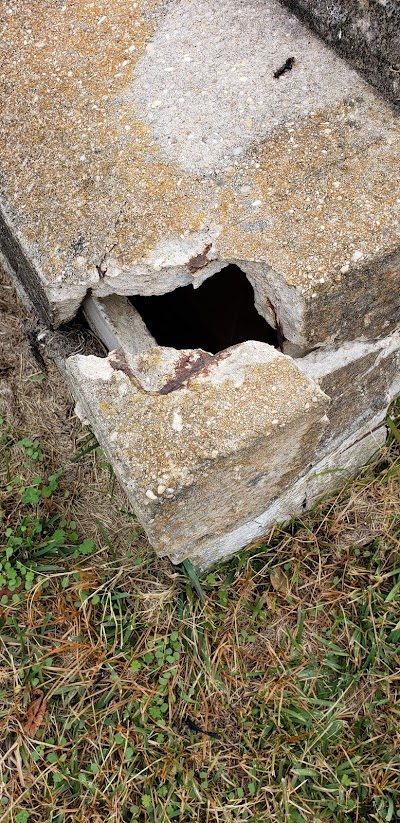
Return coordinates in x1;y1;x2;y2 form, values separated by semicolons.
1;0;399;345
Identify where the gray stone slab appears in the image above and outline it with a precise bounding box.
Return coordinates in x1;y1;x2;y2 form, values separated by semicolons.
299;333;400;447
0;0;399;348
279;0;400;106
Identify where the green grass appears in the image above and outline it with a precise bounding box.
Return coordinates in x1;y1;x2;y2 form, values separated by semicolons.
0;407;399;823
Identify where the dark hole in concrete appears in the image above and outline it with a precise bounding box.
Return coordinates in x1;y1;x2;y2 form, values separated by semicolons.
130;265;282;354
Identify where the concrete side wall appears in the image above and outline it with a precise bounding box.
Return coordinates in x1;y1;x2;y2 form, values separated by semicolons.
279;0;400;105
0;207;51;325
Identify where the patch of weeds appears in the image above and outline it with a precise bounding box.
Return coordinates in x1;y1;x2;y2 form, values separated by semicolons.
1;412;400;822
386;397;400;453
17;436;44;464
0;424;96;608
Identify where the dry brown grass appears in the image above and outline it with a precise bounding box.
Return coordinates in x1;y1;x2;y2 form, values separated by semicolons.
0;265;140;556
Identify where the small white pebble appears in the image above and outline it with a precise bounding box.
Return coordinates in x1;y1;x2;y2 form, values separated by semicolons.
271;419;279;425
252;199;262;207
172;411;183;432
340;263;350;274
157;484;166;495
352;250;363;262
146;489;157;501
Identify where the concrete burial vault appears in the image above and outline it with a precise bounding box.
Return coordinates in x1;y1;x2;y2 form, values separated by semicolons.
1;0;399;567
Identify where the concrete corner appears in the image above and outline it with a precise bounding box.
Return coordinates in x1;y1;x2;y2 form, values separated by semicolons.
66;342;329;564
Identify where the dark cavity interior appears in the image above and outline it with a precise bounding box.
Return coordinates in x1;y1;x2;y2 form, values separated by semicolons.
130;265;281;354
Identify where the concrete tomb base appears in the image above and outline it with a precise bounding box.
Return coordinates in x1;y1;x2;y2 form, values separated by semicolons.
0;0;399;567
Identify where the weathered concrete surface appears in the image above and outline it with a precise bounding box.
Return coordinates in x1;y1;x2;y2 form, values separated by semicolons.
299;333;400;446
1;0;399;347
279;0;400;106
65;342;329;564
189;410;387;568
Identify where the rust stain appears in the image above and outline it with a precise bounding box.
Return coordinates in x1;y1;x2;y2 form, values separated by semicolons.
159;351;214;394
265;297;285;351
109;346;233;395
187;244;212;274
159;348;231;393
109;348;136;380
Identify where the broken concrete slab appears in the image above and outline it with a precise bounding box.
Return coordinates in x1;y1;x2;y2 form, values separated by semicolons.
82;294;156;356
279;0;400;106
1;0;399;570
65;342;329;565
1;0;399;348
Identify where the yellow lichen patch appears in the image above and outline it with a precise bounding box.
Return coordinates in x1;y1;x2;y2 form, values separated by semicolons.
99;399;114;415
0;0;215;281
217;101;400;294
135;347;163;372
